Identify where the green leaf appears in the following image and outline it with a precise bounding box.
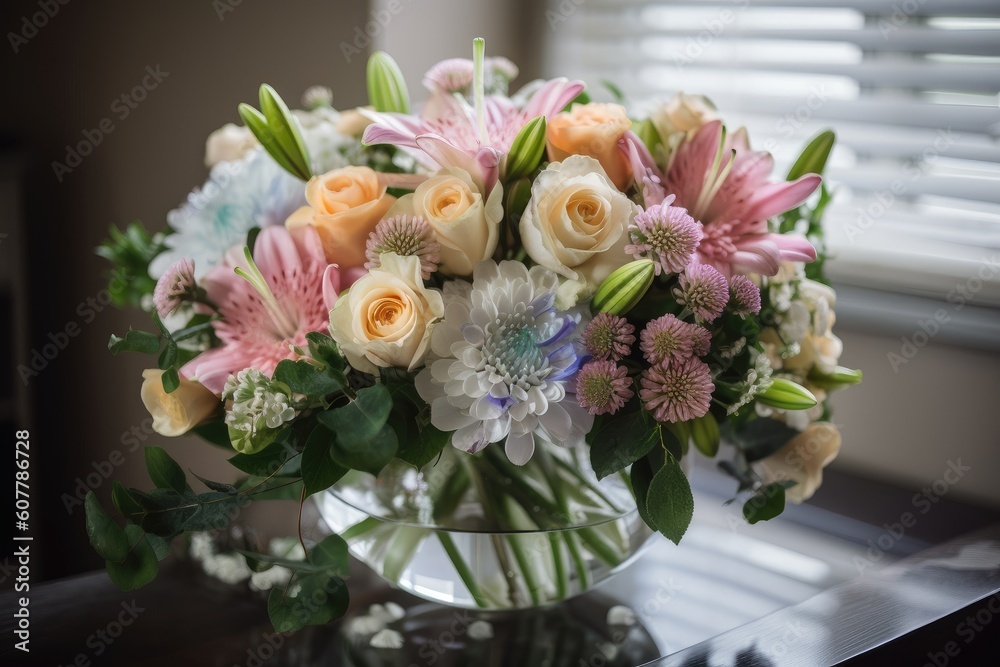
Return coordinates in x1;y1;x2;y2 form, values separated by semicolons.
238;550;328;574
734;418;801;463
330;423;398;476
108;329;160;355
127;488;198;536
229;441;301;477
157;341;178;370
241;478;304;501
600;79;626;103
306;332;346;372
588;408;663;480
145;446;188;494
106;524;158;591
743;483;787;524
630;456;657;532
160;367;180;394
85;492;129;562
180;492;249;532
145;533;173;561
273;358;345;400
301;426;348;497
317;384;393;443
505;116;547;181
787;130;835;181
397;424;449;470
268;575;349;632
111;481;144;520
191;421;233;448
646;456;695;545
191;472;239;495
310;535;350;575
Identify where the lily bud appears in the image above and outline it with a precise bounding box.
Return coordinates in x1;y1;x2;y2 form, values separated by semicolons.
367;51;410;114
758;378;818;411
505;116;546;181
592;259;655;316
691;413;720;457
808;366;863;390
238;84;312;181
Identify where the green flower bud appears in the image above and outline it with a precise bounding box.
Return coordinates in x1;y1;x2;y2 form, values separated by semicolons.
592;259;655;316
691;413;720;457
505;116;546;181
238;84;312;181
757;378;818;411
367;51;410;114
808;366;863;390
786;130;835;180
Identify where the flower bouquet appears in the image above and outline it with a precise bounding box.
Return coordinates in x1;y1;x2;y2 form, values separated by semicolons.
89;39;861;633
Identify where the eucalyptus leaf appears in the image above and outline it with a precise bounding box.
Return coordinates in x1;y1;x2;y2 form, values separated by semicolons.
273;358;345;400
106;524;159;591
85;492;129;562
301;426;348;497
229;441;301;477
330;423;398;476
743;482;787;524
310;535;350;575
317;384;393;444
145;446;188;494
397;423;449;470
588;407;663;480
108;329;161;356
160;366;180;394
268;574;349;632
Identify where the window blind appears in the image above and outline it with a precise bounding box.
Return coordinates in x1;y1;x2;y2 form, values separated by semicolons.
542;0;1000;305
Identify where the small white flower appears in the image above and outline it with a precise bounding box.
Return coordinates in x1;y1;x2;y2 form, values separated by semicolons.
468;620;494;640
370;629;405;649
607;605;637;626
222;369;297;454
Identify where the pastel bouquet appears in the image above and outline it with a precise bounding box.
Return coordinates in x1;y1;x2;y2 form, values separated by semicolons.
89;40;860;632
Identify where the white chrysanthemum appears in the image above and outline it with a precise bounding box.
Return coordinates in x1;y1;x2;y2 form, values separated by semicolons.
415;260;592;465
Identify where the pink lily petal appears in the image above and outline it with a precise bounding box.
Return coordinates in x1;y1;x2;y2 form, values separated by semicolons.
620;131;666;205
740;174;822;224
523;77;586;118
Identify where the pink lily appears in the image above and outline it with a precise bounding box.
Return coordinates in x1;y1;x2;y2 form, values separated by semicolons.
362;77;584;194
621;122;820;277
181;225;345;394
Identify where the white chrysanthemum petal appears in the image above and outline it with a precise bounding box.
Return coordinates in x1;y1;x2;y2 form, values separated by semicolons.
505;431;535;465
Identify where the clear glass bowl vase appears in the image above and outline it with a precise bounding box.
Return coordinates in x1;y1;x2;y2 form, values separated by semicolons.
315;443;653;610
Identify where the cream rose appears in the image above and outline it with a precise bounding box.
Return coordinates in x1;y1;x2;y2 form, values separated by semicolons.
520;155;638;289
140;369;219;437
286;166;396;269
388;169;502;277
329;253;444;374
204;123;257;167
650;92;718;140
546;103;633;191
757;422;841;503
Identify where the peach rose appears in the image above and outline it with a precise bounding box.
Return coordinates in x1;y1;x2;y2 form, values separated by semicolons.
546;103;633;191
140;369;219;437
329;253;445;374
757;422;841;503
286;166;396;268
388;168;502;277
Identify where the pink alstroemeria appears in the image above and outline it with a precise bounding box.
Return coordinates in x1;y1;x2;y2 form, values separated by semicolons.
620;122;820;277
363;73;583;195
181;225;345;394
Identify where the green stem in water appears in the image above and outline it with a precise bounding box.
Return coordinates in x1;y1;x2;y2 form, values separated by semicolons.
339;516;382;541
548;532;569;599
382;525;429;582
438;532;490;609
563;530;590;591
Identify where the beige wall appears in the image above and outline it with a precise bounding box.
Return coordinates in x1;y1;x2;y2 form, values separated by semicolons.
829;327;1000;509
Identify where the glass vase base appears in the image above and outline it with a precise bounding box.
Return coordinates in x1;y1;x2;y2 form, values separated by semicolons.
310;589;661;666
